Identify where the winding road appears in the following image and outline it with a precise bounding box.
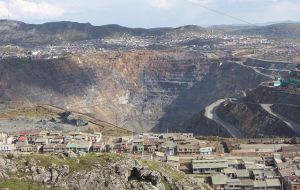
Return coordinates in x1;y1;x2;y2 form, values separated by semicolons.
261;104;300;135
234;61;276;79
204;99;243;138
204;99;300;137
203;60;300;137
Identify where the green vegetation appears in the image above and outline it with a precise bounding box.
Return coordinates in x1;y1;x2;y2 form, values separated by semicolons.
1;106;57;118
140;160;160;172
163;163;186;181
237;23;300;39
0;179;45;190
19;153;125;172
140;159;188;190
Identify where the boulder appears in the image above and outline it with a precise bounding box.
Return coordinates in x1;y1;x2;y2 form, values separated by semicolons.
131;167;161;186
64;151;77;158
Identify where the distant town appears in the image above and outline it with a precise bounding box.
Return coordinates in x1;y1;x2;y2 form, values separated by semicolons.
1;130;300;190
0;30;295;61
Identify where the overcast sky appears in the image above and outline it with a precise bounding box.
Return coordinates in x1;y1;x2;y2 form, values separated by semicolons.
0;0;300;27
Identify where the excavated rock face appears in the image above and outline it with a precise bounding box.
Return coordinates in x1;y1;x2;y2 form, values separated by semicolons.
209;85;300;137
0;50;266;133
215;101;296;137
271;104;300;124
245;85;300;105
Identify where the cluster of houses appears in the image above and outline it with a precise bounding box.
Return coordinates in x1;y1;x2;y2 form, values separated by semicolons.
193;156;282;190
0;131;104;154
191;142;300;190
3;130;300;190
0;131;221;156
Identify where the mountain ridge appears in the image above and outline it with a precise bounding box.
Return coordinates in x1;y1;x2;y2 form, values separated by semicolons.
0;20;206;46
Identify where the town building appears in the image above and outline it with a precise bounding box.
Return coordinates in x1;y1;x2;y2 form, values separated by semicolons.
66;140;92;152
192;159;229;174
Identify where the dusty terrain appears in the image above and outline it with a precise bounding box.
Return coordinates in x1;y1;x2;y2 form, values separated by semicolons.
0;51;270;134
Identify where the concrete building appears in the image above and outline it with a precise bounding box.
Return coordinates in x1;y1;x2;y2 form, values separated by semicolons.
236;170;250;179
177;144;200;155
240;179;254;190
0;144;15;153
265;179;281;190
166;156;180;170
227;178;241;190
212;174;228;190
200;147;213;155
66;140;92;152
253;180;266;190
288;179;300;190
224;168;237;178
192;159;228;174
0;133;13;145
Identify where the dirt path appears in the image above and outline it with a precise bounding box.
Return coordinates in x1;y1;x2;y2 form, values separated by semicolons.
204;99;243;138
261;104;300;135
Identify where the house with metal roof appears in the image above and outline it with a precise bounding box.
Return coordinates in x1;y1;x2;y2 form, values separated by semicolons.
227;178;241;190
42;144;56;153
166;156;180;170
265;179;281;190
0;144;15;153
223;168;237;178
66;140;92;152
240;179;254;190
35;137;49;145
211;174;228;190
192;159;229;174
253;180;266;190
236;169;250;179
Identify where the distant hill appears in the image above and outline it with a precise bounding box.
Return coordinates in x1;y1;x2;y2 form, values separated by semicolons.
206;25;255;32
0;20;206;46
235;23;300;39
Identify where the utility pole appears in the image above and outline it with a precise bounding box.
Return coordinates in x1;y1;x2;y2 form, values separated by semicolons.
217;125;220;142
131;125;134;154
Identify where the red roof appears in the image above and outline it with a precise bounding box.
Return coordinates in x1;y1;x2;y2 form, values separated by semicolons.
18;130;40;136
18;136;27;142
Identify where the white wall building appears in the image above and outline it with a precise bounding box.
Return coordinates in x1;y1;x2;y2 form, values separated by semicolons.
0;133;13;145
0;144;15;153
200;147;213;155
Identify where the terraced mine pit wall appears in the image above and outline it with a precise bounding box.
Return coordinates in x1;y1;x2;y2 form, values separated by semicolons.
0;51;270;134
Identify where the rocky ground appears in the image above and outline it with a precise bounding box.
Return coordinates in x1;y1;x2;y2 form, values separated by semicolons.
0;51;269;134
0;153;205;190
0;103;131;136
214;86;300;137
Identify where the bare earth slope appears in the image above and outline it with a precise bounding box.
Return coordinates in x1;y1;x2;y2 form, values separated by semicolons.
0;52;273;133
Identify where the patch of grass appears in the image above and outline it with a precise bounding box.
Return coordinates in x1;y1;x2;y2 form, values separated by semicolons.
140;160;175;190
2;106;57;119
140;159;188;188
163;164;186;181
20;153;125;172
161;177;173;190
0;179;45;190
140;160;160;172
140;159;186;180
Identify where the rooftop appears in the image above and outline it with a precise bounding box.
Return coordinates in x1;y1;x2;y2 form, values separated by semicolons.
266;179;281;187
240;179;254;187
212;174;227;185
236;169;250;178
223;168;237;174
253;180;266;188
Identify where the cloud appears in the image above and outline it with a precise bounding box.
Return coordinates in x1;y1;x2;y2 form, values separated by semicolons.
149;0;173;9
185;0;211;5
0;1;14;17
1;0;300;27
0;0;64;20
